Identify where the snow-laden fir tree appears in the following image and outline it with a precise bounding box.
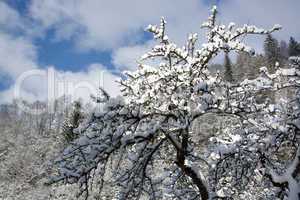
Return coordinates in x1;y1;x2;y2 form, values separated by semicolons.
264;34;281;72
50;6;300;200
280;40;289;60
288;37;300;57
62;100;84;143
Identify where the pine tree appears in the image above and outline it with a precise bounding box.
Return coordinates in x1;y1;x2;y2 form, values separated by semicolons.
224;52;233;82
279;40;288;60
62;100;83;143
264;34;280;72
235;52;251;81
288;37;300;56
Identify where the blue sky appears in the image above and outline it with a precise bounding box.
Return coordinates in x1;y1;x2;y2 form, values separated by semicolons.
3;0;220;74
5;0;113;71
0;0;299;103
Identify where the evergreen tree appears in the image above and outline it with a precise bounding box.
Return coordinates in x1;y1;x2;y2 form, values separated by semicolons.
234;52;266;81
224;52;233;82
62;100;83;143
279;40;288;60
235;52;251;81
264;34;280;72
288;37;300;56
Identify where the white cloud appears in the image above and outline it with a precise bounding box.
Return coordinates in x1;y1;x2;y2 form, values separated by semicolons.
0;64;120;104
0;2;42;80
51;64;120;101
29;0;300;61
112;41;154;71
110;1;300;66
0;1;120;104
1;0;300;104
218;0;300;52
219;0;300;37
0;1;24;31
0;1;40;37
28;2;300;66
0;32;38;79
29;0;210;50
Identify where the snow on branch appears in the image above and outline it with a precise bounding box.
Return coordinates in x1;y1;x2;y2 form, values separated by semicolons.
267;147;300;200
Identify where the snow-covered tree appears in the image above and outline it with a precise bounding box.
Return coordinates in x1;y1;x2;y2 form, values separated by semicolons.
264;34;281;72
288;37;300;57
50;6;300;200
62;100;84;143
0;98;80;200
280;40;289;60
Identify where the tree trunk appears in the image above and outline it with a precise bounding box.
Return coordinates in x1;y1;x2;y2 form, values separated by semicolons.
176;161;209;200
175;129;209;200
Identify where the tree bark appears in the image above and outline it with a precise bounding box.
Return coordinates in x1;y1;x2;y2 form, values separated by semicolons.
176;160;209;200
175;129;209;200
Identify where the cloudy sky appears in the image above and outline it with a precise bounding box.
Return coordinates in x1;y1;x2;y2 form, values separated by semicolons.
0;0;299;103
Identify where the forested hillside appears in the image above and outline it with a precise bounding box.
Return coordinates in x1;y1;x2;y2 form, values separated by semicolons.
0;98;88;199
